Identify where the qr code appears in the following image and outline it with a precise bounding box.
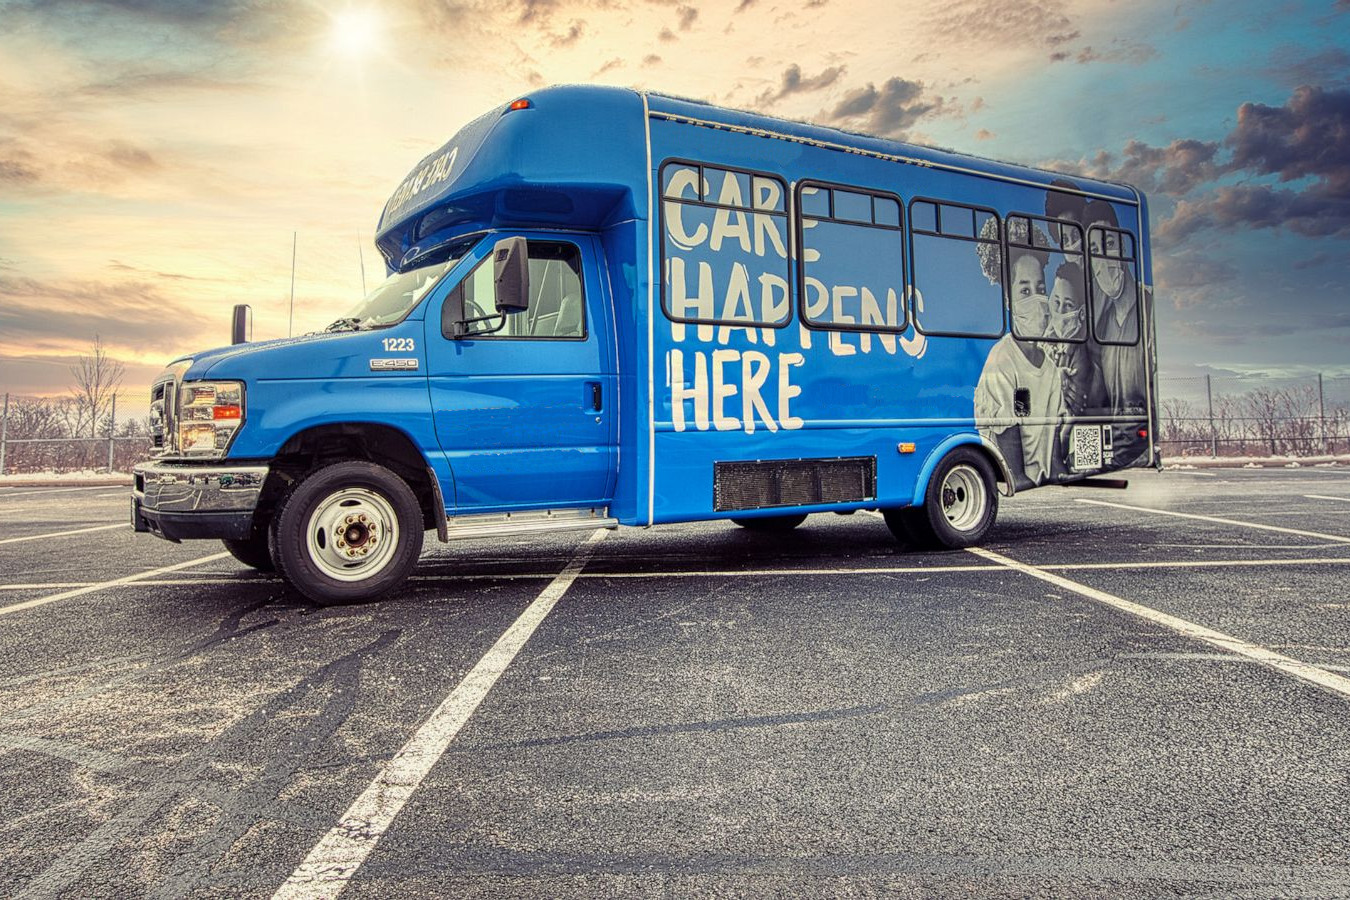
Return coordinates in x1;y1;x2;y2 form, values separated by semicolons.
1072;425;1103;471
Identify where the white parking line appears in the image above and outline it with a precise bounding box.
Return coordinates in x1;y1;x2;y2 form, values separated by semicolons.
969;546;1350;701
0;552;231;617
0;523;128;546
0;485;123;498
273;528;608;900
1306;494;1350;504
3;555;1349;594
1075;498;1350;544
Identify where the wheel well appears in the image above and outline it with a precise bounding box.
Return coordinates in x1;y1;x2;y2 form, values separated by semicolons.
917;439;1014;505
258;423;440;532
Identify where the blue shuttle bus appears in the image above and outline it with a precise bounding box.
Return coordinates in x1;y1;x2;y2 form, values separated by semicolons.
132;85;1159;603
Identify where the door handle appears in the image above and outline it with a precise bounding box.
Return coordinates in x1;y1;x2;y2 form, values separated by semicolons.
587;381;602;412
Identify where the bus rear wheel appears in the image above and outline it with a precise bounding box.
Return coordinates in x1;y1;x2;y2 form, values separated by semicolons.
886;448;997;550
731;513;808;532
270;460;424;605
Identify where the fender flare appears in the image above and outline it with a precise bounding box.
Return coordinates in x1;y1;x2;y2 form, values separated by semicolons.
910;431;1017;506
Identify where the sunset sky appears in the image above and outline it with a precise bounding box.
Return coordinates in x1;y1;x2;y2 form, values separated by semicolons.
1;0;1348;410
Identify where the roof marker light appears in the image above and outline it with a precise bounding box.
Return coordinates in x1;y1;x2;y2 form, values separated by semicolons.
508;98;532;111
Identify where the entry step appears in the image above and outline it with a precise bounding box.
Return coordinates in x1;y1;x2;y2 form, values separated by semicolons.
443;507;617;540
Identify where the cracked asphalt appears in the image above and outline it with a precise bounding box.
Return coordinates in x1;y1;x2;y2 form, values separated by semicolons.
2;467;1350;898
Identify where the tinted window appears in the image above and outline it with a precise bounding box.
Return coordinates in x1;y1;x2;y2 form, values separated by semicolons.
459;240;586;339
797;181;906;333
910;199;1004;337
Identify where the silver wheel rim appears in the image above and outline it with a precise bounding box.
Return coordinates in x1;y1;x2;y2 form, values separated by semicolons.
304;487;399;582
940;464;987;533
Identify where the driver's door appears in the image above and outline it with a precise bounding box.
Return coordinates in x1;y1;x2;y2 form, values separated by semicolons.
425;233;618;512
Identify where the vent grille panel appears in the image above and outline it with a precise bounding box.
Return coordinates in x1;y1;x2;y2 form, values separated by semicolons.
714;456;877;512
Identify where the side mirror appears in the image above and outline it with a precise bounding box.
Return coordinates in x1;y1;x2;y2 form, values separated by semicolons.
493;236;530;313
231;304;252;344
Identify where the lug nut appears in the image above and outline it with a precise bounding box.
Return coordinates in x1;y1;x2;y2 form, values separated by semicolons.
337;539;346;548
359;514;368;523
345;515;355;525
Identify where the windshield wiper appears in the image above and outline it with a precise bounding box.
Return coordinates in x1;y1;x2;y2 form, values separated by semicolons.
325;317;364;333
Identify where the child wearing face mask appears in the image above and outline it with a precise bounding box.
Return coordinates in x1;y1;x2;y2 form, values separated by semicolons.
1045;261;1104;414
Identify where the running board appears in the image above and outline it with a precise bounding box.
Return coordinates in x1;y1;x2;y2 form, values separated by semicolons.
441;507;617;541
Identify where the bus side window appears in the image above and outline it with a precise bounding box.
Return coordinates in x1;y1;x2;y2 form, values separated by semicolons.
659;159;792;330
1004;212;1088;344
1087;223;1140;346
909;198;1004;338
458;240;587;340
796;181;907;334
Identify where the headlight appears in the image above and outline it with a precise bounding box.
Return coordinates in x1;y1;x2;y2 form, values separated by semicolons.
177;380;245;457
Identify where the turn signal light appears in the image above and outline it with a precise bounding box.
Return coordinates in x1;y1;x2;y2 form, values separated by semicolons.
1137;428;1149;439
508;98;532;111
213;405;242;420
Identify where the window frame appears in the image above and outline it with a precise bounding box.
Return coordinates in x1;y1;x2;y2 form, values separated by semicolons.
906;196;1006;340
658;158;792;331
1003;212;1089;345
1086;223;1142;347
794;178;910;335
442;237;589;342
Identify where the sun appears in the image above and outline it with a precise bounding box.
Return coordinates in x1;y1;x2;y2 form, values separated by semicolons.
330;7;382;58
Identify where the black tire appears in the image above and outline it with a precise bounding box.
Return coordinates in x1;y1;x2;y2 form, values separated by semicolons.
270;460;424;605
886;448;997;550
222;530;274;572
730;513;808;532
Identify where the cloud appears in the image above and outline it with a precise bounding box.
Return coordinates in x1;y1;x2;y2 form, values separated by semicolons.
549;20;584;46
1065;41;1159;65
930;0;1079;55
1053;138;1221;197
821;77;945;139
1264;46;1350;89
10;0;320;50
0;274;218;359
754;63;846;106
677;5;697;30
1051;85;1350;242
1225;85;1350;194
1160;183;1350;240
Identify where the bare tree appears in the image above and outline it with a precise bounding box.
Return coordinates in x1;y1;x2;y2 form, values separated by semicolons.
68;336;125;438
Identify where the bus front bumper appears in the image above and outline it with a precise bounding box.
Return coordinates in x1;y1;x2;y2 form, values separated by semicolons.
131;460;269;542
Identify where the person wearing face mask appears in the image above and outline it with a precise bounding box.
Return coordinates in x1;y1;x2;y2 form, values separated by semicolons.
1084;200;1144;415
1046;261;1103;414
974;226;1066;489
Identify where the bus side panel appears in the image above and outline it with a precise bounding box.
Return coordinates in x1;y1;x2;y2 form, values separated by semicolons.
646;114;1154;524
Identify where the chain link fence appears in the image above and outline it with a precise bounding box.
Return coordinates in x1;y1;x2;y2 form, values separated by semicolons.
1157;374;1350;459
6;376;1348;474
0;392;153;476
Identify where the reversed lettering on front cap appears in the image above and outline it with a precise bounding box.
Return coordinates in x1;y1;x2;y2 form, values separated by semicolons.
370;358;419;371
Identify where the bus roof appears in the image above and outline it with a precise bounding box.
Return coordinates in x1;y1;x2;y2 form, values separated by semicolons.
373;84;1140;270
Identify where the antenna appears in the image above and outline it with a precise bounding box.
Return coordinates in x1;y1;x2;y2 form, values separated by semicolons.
357;230;367;296
288;231;297;338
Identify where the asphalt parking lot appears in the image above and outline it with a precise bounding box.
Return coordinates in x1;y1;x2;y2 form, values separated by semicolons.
2;467;1350;898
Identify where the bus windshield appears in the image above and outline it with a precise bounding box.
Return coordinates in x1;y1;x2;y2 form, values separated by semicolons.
326;237;479;331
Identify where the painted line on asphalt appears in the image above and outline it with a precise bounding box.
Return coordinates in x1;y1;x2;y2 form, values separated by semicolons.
969;546;1350;701
1306;494;1350;504
7;556;1350;593
0;485;122;497
0;552;231;617
1075;498;1350;544
0;523;128;546
273;528;609;900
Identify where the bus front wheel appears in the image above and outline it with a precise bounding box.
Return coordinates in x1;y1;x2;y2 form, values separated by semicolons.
885;448;997;550
270;460;424;605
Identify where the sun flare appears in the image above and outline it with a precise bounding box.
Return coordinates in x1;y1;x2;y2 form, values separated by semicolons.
330;7;381;57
